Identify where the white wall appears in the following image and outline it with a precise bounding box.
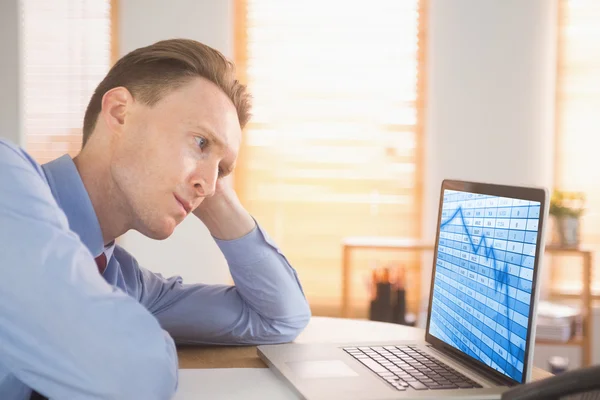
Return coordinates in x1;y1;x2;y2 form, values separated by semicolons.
424;0;557;240
421;0;558;301
118;0;234;284
0;0;22;145
117;0;233;55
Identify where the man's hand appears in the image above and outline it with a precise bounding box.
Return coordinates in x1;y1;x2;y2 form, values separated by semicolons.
193;175;256;240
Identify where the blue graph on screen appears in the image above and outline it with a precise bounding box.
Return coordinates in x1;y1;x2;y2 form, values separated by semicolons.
429;190;540;382
440;207;509;293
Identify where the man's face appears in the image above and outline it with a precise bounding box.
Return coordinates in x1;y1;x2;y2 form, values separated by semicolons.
110;77;241;239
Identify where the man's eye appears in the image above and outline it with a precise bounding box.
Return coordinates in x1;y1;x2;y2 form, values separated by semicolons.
195;136;207;149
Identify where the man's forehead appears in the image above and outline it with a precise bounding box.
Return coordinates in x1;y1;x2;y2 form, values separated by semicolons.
169;77;242;153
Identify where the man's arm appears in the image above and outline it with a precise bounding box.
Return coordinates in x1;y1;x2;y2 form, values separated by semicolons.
129;219;311;345
0;141;178;399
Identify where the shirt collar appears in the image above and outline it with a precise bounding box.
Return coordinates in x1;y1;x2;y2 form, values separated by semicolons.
42;154;107;259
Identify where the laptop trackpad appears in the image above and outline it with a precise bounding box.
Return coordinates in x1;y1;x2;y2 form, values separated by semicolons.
286;360;359;379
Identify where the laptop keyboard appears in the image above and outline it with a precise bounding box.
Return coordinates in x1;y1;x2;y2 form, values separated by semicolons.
343;345;483;392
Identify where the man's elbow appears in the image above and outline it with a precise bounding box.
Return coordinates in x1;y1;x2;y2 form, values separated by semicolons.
273;306;312;343
295;305;312;334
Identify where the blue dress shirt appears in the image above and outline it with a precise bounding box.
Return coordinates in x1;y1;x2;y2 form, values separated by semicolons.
0;139;311;399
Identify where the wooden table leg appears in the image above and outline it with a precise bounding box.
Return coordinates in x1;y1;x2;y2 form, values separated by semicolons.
583;252;592;367
342;245;351;318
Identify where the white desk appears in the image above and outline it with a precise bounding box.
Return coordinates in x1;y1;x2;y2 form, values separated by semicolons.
175;317;552;399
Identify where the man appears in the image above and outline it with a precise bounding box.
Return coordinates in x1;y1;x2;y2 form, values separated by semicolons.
0;39;311;399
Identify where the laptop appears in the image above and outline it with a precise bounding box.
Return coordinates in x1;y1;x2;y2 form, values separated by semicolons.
258;180;548;399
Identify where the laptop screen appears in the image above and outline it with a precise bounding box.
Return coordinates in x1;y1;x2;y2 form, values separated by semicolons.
428;189;540;383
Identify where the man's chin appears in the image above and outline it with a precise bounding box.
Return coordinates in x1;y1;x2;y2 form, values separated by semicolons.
139;220;177;240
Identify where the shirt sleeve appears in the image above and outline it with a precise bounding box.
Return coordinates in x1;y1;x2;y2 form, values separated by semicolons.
0;141;178;400
134;224;311;345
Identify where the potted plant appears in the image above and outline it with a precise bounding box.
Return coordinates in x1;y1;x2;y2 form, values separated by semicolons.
549;190;586;248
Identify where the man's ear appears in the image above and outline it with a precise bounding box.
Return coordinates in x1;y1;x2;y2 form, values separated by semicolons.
101;87;133;135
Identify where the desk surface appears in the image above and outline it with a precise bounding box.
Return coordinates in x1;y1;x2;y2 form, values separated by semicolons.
178;316;551;381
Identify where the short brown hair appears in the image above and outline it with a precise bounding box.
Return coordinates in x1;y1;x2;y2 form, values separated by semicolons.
82;39;251;146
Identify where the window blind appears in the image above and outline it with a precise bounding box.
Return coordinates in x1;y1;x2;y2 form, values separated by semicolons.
22;0;114;164
234;0;427;315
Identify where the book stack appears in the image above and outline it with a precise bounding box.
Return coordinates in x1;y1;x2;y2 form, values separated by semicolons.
535;301;582;342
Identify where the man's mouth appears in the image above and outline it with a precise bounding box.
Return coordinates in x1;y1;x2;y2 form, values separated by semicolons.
174;194;193;214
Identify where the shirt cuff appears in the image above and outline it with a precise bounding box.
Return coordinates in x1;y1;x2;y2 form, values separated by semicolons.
214;222;281;267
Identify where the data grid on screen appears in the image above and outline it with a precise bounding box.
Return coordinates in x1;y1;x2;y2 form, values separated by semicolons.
429;189;540;382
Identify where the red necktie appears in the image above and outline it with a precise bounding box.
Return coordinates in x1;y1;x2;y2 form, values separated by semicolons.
96;252;107;274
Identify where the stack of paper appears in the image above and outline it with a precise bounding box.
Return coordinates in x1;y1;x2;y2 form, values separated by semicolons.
535;301;581;342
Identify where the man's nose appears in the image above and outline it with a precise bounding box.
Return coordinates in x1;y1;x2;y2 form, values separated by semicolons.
192;164;218;198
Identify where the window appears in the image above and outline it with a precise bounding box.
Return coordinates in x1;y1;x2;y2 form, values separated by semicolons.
553;0;600;294
234;0;427;315
22;0;116;164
